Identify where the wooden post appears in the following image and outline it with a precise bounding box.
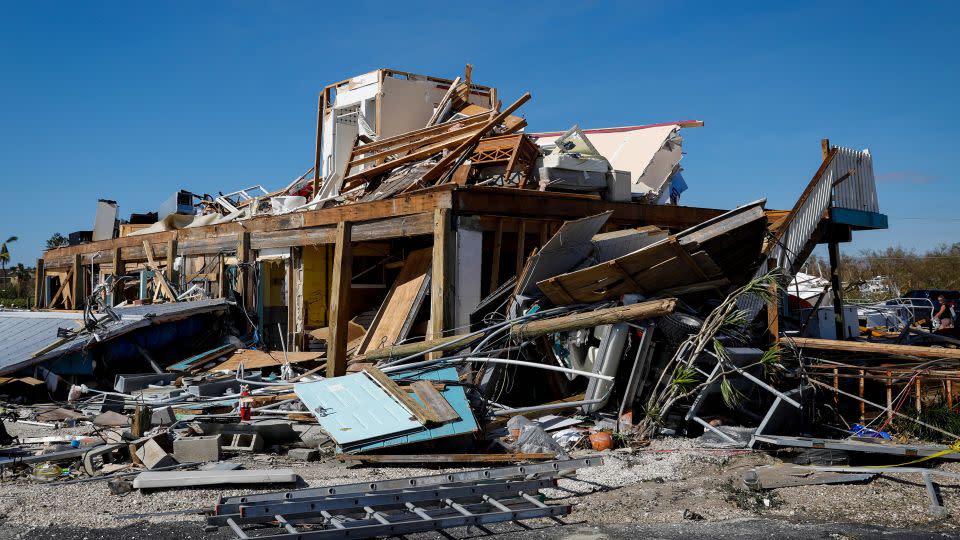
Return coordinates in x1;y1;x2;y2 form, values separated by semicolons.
112;247;124;276
166;239;177;283
539;221;549;247
515;220;526;278
858;369;865;423
71;254;82;310
111;247;124;306
948;379;954;409
236;232;250;300
34;258;45;309
489;218;503;294
327;222;352;378
429;209;454;345
827;237;845;340
217;255;226;299
886;371;894;423
766;257;779;346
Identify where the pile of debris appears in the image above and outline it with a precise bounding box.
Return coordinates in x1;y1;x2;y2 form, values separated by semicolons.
6;65;960;536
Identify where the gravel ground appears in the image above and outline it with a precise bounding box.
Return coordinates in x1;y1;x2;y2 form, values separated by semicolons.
2;420;960;536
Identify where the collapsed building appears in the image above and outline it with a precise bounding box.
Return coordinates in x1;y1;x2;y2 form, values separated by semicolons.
11;66;960;537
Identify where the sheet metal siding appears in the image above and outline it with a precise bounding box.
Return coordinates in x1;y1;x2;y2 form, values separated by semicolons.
831;146;879;214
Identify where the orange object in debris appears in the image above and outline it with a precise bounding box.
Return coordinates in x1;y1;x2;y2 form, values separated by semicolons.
589;431;613;451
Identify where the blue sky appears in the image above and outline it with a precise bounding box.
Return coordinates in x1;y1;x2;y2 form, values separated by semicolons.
1;1;956;267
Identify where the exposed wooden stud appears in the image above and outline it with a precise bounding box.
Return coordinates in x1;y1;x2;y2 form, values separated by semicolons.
429;209;454;348
539;221;549;247
165;239;177;282
821;138;831;160
70;254;82;310
327;221;353;378
217;255;226;299
236;232;251;301
33;258;45;309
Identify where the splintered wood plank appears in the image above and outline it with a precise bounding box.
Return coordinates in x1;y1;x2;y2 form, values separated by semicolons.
410;380;460;423
363;366;442;425
358;248;432;354
209;350;325;372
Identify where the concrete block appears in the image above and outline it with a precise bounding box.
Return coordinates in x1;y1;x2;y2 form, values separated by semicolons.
151;406;176;426
174;436;221;463
287;448;319;462
221;433;264;452
136;438;179;469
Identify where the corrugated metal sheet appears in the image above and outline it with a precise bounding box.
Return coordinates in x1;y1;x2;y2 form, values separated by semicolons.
831;146;879;214
295;372;423;447
0;299;230;375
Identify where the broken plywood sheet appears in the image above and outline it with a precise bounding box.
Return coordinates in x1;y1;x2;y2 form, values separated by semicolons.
209;349;325;372
513;212;611;297
358;248;432;354
537;238;720;304
537;202;766;305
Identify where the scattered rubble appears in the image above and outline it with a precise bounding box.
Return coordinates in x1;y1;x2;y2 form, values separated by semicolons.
1;65;957;538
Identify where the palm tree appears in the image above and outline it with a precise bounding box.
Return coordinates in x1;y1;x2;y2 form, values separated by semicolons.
0;236;16;285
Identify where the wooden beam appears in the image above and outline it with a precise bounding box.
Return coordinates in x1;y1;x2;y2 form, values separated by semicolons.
70;254;82;310
33;258;44;309
327;221;353;378
786;337;960;360
429;209;453;346
509;298;676;340
454;187;725;230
